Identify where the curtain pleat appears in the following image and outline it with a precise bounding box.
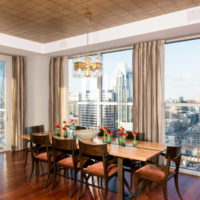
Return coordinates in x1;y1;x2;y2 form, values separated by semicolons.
133;40;165;144
12;56;27;151
49;56;69;131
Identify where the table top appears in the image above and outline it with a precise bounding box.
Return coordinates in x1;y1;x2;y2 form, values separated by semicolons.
19;130;165;162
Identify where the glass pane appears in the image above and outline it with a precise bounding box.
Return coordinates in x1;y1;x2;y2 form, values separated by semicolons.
102;50;133;102
0;61;5;149
101;104;133;131
78;104;98;128
165;106;200;171
165;39;200;103
68;58;99;103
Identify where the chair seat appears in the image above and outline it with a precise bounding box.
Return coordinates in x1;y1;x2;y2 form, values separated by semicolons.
34;152;53;162
84;161;117;177
135;164;174;181
57;156;87;169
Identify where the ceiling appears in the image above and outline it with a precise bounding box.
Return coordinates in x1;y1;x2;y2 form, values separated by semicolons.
0;0;200;43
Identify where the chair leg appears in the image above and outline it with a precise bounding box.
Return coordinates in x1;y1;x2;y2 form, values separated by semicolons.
161;182;168;200
24;146;29;167
104;178;108;200
134;175;139;200
50;166;57;192
44;163;51;189
77;171;84;200
174;174;183;200
71;170;77;198
28;159;35;183
130;167;134;190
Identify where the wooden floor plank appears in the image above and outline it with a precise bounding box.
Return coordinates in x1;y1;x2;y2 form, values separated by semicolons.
0;151;199;200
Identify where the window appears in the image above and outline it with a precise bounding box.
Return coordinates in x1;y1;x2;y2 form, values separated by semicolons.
68;49;133;131
165;39;200;172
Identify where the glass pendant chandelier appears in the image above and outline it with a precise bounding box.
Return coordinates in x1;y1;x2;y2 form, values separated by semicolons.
73;12;103;78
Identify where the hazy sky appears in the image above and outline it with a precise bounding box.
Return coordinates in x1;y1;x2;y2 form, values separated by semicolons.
165;39;200;101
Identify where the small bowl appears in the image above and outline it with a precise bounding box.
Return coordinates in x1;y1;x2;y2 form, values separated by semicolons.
75;129;99;140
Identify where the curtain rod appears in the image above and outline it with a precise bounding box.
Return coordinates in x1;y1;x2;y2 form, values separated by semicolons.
165;34;200;44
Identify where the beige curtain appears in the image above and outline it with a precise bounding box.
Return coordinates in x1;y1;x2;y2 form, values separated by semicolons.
49;56;69;131
12;56;27;151
133;40;165;144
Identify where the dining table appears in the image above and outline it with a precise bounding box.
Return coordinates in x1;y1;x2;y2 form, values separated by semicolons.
19;130;166;200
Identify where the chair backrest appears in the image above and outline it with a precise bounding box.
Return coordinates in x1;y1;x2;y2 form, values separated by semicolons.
79;140;108;157
25;125;45;135
76;126;87;130
30;134;50;146
52;137;76;151
164;145;182;177
165;145;181;160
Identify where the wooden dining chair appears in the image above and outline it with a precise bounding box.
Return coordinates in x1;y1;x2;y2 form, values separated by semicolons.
134;145;182;200
29;134;52;189
123;132;145;190
77;140;118;200
50;137;86;198
24;125;45;167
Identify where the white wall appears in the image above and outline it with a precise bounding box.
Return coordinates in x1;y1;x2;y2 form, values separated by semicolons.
27;55;50;131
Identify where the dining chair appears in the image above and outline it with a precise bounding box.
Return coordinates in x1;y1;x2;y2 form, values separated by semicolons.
29;134;52;189
134;145;182;200
77;140;118;200
24;125;45;167
50;137;86;198
123;132;145;190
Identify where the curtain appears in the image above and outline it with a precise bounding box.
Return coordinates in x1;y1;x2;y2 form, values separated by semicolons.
12;56;27;151
49;56;69;131
133;40;165;144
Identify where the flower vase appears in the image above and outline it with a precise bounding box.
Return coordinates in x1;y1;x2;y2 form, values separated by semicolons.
56;129;60;137
103;133;107;143
133;135;137;147
118;136;122;145
121;136;126;146
64;130;68;138
72;127;76;138
107;134;111;144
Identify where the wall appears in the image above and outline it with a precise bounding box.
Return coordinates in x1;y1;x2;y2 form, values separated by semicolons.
26;55;50;131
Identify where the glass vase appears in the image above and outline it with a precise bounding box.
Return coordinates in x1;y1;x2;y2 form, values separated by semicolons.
107;134;111;144
121;136;126;146
56;129;60;137
103;134;107;143
133;135;137;147
118;136;122;145
64;130;68;138
72;127;76;138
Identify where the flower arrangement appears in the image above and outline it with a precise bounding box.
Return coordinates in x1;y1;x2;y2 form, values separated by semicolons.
98;125;108;143
70;119;78;138
118;126;128;146
63;120;70;138
106;131;113;144
55;122;61;136
132;131;138;147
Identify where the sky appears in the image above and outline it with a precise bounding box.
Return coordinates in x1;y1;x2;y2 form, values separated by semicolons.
165;39;200;101
69;39;200;101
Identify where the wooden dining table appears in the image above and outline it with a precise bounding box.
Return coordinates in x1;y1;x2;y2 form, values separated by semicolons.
19;130;166;200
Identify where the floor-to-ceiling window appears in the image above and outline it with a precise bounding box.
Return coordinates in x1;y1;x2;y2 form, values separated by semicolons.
165;39;200;172
68;49;133;132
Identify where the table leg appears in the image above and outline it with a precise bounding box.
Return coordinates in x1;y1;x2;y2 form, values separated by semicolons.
118;157;124;200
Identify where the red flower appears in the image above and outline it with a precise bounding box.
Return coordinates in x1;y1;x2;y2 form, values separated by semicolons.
63;121;66;124
71;120;73;122
98;125;101;129
66;125;70;128
133;132;138;136
108;131;113;134
62;127;66;130
119;132;123;137
104;126;108;130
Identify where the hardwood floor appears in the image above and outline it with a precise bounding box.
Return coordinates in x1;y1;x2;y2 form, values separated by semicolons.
0;151;200;200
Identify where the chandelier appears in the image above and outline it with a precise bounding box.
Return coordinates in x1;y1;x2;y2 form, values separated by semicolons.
73;12;103;78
